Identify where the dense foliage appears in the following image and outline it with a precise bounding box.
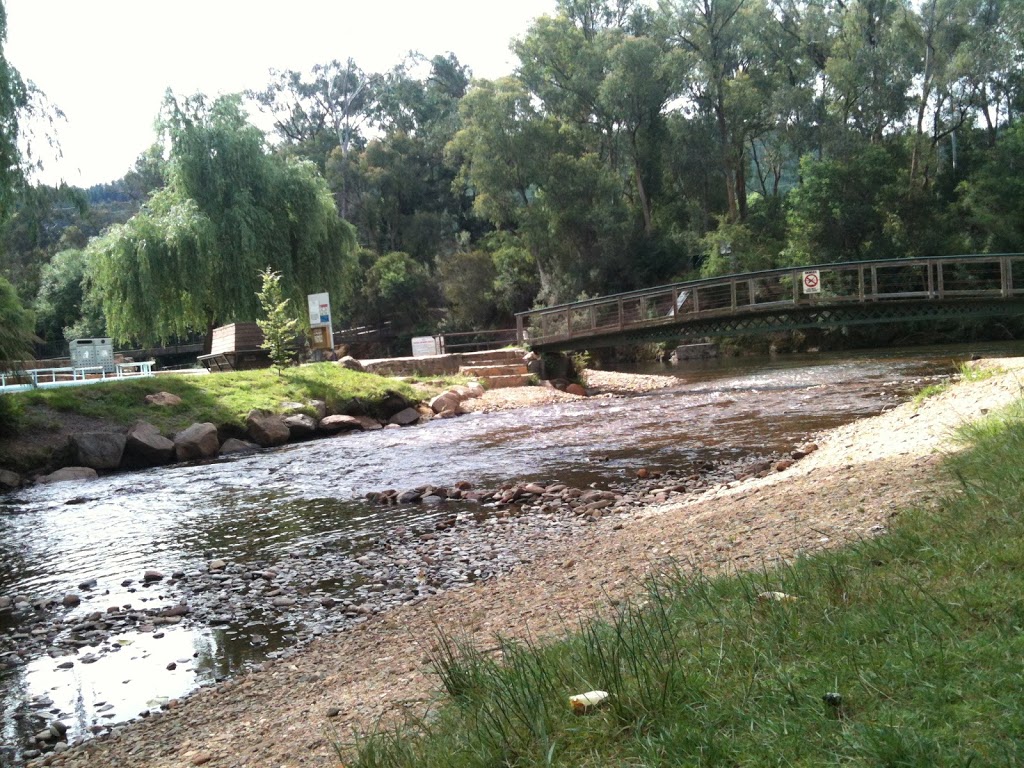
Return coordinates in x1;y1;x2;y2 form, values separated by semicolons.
87;94;357;347
2;0;1023;354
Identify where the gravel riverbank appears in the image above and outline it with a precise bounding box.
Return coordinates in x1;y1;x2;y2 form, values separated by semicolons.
24;360;1024;768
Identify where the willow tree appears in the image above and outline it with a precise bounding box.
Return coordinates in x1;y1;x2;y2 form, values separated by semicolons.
0;0;34;366
89;93;357;348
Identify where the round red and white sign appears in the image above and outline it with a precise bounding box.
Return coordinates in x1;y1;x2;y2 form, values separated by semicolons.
802;270;821;293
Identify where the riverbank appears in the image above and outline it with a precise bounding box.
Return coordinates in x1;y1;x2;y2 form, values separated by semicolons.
31;358;1024;768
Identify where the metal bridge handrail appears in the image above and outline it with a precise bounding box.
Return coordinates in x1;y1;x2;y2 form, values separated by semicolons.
515;253;1024;348
515;253;1024;318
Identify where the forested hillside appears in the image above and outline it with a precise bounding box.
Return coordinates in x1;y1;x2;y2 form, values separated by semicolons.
1;0;1022;356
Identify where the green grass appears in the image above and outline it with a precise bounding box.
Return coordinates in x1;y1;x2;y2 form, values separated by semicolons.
912;361;1001;407
342;399;1024;767
0;363;426;438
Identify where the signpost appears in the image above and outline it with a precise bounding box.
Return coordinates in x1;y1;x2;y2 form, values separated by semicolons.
307;293;333;351
802;270;821;294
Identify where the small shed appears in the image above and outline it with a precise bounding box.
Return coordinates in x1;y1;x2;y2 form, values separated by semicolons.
199;323;270;372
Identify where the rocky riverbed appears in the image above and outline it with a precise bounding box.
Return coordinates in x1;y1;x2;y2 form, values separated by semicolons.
7;359;1022;768
2;431;811;762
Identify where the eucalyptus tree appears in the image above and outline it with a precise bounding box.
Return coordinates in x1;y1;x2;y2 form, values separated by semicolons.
344;53;472;262
89;93;357;348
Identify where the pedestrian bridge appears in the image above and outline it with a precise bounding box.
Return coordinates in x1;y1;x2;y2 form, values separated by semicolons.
515;253;1024;352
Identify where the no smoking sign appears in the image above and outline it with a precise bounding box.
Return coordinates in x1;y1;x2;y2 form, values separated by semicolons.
802;270;821;294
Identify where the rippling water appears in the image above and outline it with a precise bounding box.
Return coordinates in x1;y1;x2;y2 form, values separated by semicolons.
0;342;1020;760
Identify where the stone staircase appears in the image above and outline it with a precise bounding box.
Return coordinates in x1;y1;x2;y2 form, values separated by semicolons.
458;349;531;389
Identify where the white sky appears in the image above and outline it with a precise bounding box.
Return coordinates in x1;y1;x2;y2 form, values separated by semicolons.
5;0;558;187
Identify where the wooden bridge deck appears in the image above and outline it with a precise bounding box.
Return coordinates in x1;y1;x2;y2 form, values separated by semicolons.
515;254;1024;351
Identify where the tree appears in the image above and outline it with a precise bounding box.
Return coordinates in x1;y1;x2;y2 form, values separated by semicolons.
0;273;32;365
0;1;35;365
256;268;299;373
89;93;357;349
33;246;103;343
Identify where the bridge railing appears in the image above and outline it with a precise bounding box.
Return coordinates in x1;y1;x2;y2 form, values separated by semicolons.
516;253;1024;347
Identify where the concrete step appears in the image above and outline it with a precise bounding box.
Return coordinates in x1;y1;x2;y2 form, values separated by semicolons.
459;349;523;366
483;373;533;389
459;364;529;377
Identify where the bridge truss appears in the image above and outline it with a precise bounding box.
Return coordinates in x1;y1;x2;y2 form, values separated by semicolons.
516;254;1024;352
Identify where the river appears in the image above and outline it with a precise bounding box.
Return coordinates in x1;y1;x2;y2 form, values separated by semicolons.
1;342;1020;762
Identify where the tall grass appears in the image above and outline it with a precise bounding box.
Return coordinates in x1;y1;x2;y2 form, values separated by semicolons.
344;400;1024;767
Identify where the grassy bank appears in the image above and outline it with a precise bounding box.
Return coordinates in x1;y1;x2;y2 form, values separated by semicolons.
345;400;1024;766
0;364;430;471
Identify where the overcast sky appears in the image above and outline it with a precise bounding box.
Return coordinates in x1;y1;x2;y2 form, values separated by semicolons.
5;0;557;187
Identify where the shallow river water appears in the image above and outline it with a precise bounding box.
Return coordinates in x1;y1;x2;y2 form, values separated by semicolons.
1;342;1021;762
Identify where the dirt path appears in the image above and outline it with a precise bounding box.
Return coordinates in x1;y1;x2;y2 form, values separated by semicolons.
46;359;1024;768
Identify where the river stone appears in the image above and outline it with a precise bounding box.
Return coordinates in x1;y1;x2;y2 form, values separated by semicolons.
37;467;99;484
124;421;174;466
466;382;485;398
566;383;587;397
338;356;365;372
219;438;258;455
145;391;182;407
61;594;80;608
283;414;317;439
73;432;126;470
318;415;363;433
0;469;21;491
352;415;383;431
173;423;220;461
246;411;290;448
389;407;421;426
429;392;462;414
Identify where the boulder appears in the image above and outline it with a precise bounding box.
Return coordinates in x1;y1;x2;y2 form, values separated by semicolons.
219;438;259;455
310;399;328;420
465;382;486;398
352;416;383;431
546;378;570;391
378;393;415;419
319;415;363;434
73;432;126;470
0;469;21;491
338;356;365;372
245;411;290;448
145;391;182;407
429;392;462;414
283;414;318;440
173;423;220;461
389;407;421;426
37;467;99;484
566;383;587;397
124;422;174;467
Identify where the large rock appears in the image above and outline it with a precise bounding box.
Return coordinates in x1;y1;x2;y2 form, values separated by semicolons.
352;415;383;431
388;407;422;426
338;356;365;372
124;422;174;467
173;423;220;461
37;467;99;484
145;391;182;407
283;414;317;440
246;410;290;447
429;391;462;414
219;438;259;456
318;415;363;434
378;393;415;419
0;469;21;491
73;432;126;470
